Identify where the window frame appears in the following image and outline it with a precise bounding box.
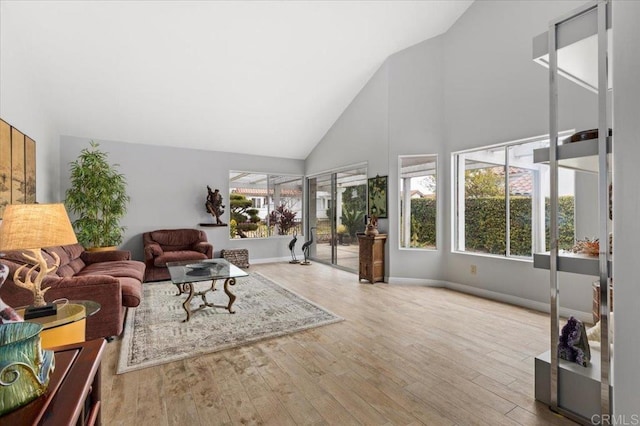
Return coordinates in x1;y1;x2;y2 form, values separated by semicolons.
228;170;304;240
398;154;438;251
451;131;574;260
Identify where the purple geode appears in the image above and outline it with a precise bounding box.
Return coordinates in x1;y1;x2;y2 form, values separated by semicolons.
558;316;591;367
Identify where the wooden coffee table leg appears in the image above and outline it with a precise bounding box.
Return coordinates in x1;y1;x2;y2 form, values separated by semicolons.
182;282;194;322
223;277;237;314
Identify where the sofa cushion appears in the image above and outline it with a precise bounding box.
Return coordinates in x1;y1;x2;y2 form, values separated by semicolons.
149;229;205;251
62;243;86;261
43;244;86;277
154;250;207;267
81;250;131;263
43;246;70;266
117;276;143;307
77;260;145;282
2;249;57;271
56;258;86;278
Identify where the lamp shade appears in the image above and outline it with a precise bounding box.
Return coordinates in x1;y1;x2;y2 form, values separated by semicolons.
0;204;78;251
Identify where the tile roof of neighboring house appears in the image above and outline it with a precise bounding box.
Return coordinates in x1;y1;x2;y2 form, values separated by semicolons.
493;166;533;196
509;172;533;196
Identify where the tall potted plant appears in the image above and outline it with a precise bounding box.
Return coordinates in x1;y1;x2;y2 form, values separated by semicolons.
65;141;130;250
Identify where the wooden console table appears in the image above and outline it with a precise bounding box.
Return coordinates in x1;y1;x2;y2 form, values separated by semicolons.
358;233;387;283
0;338;106;425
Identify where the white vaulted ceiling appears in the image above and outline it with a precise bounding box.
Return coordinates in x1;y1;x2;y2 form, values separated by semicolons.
0;0;472;159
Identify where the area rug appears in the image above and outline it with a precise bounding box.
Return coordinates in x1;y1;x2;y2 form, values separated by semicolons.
117;272;343;374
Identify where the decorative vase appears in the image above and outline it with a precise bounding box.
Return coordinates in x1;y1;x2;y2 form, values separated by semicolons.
0;322;55;415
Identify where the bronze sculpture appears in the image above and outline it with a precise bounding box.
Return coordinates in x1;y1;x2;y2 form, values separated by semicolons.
300;227;315;265
288;231;299;264
205;186;225;225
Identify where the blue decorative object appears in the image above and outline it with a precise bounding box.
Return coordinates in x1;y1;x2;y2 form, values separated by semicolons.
0;322;55;415
558;316;591;367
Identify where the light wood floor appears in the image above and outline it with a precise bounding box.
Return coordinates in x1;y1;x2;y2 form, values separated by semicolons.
101;262;576;426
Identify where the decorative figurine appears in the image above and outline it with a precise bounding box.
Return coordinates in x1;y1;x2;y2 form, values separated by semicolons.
364;215;379;236
300;227;315;265
205;186;225;225
288;231;299;264
558;316;591;367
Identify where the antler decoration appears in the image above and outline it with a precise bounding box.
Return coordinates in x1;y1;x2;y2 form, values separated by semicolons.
13;249;61;307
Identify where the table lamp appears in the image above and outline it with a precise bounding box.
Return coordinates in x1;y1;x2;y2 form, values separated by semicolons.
0;203;78;318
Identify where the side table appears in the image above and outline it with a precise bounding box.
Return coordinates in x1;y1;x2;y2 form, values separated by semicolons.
0;338;106;425
358;233;387;283
16;300;101;349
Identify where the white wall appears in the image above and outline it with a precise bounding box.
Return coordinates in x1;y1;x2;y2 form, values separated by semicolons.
59;136;305;262
387;36;447;282
612;0;640;416
0;0;59;202
306;63;389;178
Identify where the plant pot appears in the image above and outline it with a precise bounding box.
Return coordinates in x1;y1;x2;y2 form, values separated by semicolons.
86;246;117;252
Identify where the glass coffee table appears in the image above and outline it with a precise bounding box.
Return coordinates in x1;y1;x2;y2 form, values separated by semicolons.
167;258;248;322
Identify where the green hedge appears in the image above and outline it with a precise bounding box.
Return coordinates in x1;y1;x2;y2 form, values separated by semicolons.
464;196;574;255
408;196;574;255
464;197;508;254
407;198;436;247
546;196;576;251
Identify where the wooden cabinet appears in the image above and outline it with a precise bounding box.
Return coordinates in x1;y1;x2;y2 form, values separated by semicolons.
1;339;106;425
358;234;387;283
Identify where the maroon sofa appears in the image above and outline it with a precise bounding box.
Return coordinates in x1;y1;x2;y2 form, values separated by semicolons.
0;243;145;340
143;229;213;282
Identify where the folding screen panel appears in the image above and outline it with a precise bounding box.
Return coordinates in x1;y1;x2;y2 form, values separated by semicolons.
0;119;36;218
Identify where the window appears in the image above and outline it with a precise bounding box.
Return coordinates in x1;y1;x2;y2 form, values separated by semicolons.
229;172;303;239
251;197;263;209
453;134;575;258
307;166;367;271
399;155;437;249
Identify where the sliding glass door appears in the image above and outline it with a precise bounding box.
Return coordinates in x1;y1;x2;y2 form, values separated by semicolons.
307;166;367;271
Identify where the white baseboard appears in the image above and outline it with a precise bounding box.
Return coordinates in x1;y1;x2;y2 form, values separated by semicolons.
386;276;444;287
250;256;292;265
386;276;591;323
442;281;592;324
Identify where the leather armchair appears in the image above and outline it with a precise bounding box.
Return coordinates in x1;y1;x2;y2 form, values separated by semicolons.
143;229;213;282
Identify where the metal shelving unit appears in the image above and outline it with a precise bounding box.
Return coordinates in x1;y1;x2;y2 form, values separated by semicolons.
531;1;612;424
